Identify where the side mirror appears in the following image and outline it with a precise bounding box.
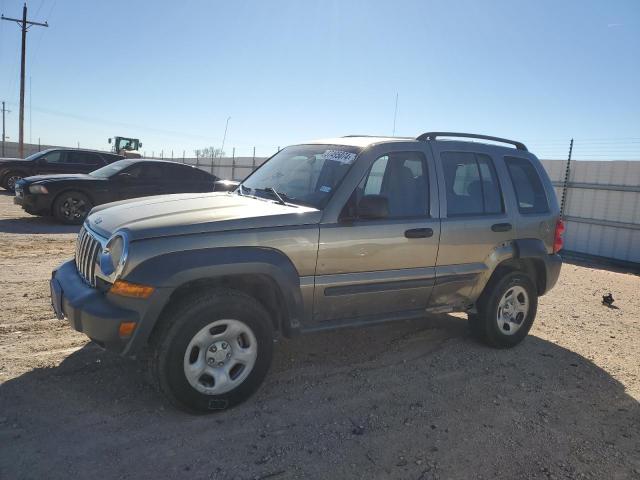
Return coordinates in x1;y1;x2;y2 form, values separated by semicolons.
108;138;112;144
139;143;142;148
37;158;48;166
357;194;389;219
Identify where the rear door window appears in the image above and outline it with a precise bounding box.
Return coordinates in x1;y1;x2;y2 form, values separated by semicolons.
441;152;504;216
68;152;102;166
504;157;549;214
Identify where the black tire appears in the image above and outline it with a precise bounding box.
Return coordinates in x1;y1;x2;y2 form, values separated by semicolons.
473;270;538;348
146;288;274;414
52;191;92;224
3;171;24;192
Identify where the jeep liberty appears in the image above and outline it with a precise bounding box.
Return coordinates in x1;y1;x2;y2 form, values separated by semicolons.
50;132;564;413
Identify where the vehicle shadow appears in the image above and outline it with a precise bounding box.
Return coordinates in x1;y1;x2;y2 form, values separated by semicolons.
1;315;638;479
0;215;80;234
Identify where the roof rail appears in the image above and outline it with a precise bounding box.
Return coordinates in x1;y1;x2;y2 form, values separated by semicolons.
416;132;528;151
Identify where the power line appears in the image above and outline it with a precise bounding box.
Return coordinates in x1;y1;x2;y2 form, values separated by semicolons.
1;3;48;158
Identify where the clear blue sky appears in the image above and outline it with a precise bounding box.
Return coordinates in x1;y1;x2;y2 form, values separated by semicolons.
1;0;639;159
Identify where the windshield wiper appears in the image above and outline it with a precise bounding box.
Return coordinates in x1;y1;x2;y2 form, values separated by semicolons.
263;187;286;205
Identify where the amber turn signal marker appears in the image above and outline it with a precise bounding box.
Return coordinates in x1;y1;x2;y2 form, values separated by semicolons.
118;321;137;338
110;280;155;299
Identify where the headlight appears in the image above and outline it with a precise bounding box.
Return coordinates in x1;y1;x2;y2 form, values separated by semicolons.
99;231;129;280
29;184;49;194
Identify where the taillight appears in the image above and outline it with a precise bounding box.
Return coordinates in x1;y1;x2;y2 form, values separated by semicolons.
553;219;565;254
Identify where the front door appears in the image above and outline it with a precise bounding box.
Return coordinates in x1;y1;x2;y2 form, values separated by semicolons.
116;162;166;199
313;149;440;322
35;150;69;175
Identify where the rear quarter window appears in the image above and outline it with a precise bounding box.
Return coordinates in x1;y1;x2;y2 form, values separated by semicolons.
504;156;549;214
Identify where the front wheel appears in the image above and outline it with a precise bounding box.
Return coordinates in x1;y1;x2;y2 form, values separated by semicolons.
52;191;92;224
471;271;538;348
147;289;274;413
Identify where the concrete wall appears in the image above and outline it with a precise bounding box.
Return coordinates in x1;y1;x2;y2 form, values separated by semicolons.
1;141;62;159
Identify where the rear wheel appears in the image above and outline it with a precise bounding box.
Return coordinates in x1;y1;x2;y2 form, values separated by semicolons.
52;191;92;224
3;171;24;192
471;270;538;348
146;289;274;413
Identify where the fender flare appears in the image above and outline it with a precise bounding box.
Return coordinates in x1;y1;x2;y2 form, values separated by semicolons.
123;246;305;351
512;238;562;295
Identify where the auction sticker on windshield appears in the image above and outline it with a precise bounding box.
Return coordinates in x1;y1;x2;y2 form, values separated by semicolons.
323;150;357;164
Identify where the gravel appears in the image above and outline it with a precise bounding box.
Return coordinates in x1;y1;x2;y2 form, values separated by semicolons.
1;191;639;479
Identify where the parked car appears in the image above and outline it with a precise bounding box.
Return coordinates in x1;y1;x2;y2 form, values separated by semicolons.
0;148;124;192
15;159;221;224
50;132;563;413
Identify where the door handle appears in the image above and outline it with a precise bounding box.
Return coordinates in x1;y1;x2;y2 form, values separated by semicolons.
491;223;512;232
405;228;434;239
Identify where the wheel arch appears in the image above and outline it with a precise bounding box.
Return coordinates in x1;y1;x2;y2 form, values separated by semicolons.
50;188;96;215
485;239;550;297
123;246;305;355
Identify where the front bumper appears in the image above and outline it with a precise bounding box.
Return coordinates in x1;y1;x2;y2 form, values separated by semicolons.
51;260;169;356
14;191;51;215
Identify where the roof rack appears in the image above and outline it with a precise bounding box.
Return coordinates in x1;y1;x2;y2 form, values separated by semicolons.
416;132;528;151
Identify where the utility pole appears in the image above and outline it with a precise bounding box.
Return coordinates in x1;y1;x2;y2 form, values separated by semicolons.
1;102;10;157
2;3;48;158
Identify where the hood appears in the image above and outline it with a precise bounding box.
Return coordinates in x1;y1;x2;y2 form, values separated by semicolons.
0;157;27;164
23;173;100;183
87;192;322;240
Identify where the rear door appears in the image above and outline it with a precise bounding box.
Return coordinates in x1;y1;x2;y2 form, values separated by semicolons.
313;147;440;322
429;143;514;309
67;151;104;173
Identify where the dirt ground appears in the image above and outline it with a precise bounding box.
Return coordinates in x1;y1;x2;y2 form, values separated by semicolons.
0;191;639;480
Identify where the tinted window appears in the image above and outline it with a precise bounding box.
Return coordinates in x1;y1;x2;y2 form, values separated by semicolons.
163;163;212;181
126;163;164;180
101;153;123;163
505;156;549;214
358;152;429;218
441;152;503;216
68;152;101;165
40;151;65;164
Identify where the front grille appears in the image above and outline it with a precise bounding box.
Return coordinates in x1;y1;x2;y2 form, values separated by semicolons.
75;226;102;287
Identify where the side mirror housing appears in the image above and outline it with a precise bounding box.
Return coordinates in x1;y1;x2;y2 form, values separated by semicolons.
357;194;389;219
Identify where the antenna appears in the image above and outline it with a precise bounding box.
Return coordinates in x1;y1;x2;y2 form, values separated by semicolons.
392;93;398;136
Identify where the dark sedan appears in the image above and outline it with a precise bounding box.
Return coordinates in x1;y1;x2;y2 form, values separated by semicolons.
1;148;124;192
15;159;221;224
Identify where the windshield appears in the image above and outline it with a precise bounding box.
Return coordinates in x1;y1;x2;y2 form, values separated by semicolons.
115;138;140;151
24;150;49;161
90;159;135;178
240;145;360;208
